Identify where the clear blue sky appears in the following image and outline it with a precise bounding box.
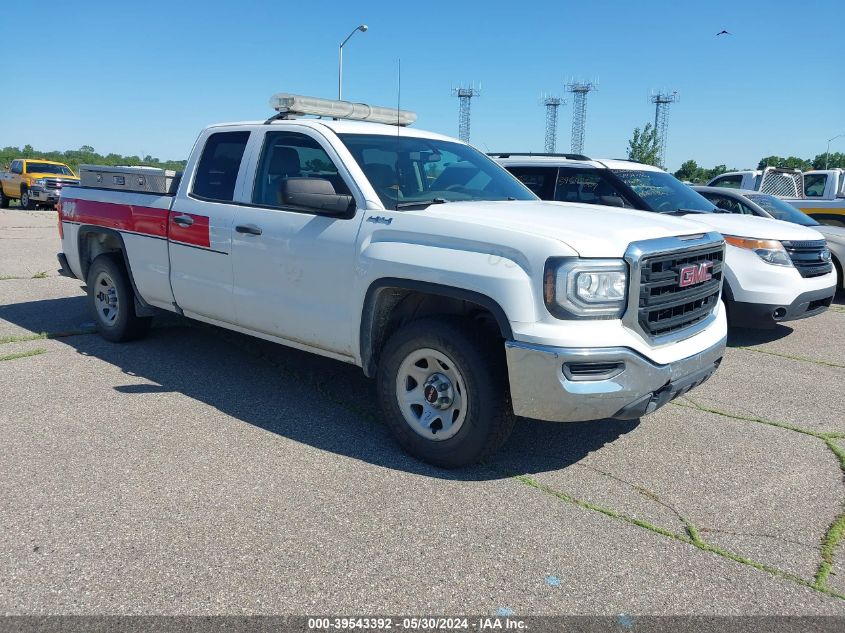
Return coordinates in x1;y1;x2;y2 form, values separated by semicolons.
2;0;842;170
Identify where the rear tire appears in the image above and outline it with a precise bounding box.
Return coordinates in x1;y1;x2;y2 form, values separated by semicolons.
86;254;151;342
19;187;33;210
0;188;9;208
376;316;515;468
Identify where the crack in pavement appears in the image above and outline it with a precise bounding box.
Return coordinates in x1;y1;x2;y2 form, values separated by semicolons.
735;345;845;370
673;398;845;594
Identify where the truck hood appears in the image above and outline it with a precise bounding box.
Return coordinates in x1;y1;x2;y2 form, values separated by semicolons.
27;172;79;180
421;200;712;257
677;212;825;241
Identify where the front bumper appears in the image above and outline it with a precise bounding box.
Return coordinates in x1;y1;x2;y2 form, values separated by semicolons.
726;286;835;328
29;187;59;203
505;336;726;422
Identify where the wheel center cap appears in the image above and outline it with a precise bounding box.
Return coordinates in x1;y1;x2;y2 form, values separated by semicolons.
423;373;454;410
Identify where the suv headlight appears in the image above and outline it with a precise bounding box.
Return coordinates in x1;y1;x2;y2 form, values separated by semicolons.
35;178;47;187
724;235;793;267
544;259;627;318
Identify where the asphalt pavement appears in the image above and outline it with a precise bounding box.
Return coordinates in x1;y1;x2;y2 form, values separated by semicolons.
1;208;844;615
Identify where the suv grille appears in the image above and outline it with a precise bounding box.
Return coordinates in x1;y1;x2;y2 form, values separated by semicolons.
638;246;724;338
781;240;833;278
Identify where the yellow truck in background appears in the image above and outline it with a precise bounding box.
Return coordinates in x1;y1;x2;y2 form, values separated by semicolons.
0;158;79;209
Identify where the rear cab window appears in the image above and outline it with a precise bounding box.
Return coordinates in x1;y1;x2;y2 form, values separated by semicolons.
804;174;828;197
191;131;251;202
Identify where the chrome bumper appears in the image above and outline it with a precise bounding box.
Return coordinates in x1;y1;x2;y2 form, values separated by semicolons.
29;188;58;202
505;336;726;422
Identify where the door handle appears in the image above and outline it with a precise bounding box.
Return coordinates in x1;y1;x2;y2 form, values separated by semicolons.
173;214;194;227
235;224;262;236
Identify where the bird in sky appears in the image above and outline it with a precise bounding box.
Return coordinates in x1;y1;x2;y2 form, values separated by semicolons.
716;30;731;36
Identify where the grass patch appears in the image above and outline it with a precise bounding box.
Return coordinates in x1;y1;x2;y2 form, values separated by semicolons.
736;345;845;370
0;348;47;362
31;271;48;279
0;328;96;346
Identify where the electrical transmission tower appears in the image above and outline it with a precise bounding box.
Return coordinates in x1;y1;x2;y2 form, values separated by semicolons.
451;85;480;143
650;90;679;169
565;80;597;154
541;95;565;153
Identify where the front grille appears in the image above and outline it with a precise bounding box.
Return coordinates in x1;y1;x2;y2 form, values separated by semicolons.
781;239;833;278
44;178;79;190
638;246;724;338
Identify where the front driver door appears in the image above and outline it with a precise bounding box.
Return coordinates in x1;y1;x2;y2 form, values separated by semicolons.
230;128;364;357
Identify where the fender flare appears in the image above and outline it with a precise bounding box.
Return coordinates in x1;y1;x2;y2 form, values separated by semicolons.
77;226;156;315
359;277;513;377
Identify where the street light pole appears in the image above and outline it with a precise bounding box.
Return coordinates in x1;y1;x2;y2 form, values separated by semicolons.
338;24;368;101
825;134;844;169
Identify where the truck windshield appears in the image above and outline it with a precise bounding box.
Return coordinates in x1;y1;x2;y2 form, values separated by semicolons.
337;134;536;209
612;169;718;214
747;194;819;226
26;163;73;176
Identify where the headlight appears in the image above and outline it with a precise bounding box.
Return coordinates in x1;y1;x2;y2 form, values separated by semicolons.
35;178;47;187
723;235;793;267
544;259;627;318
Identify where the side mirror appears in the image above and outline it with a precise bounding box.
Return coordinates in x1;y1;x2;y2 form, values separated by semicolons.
281;177;355;217
599;195;626;208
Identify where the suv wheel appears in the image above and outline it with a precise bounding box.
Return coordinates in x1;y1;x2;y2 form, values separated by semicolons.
376;316;515;468
86;254;152;342
0;188;8;208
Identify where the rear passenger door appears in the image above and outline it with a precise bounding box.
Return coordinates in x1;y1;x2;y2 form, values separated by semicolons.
555;168;636;207
506;166;557;199
169;130;252;325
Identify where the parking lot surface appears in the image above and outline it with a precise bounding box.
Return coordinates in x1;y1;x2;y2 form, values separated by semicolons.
1;208;844;614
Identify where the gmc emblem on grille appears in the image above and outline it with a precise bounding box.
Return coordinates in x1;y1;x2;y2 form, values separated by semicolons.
679;262;713;288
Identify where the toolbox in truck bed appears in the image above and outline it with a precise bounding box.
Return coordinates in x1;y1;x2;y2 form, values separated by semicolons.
78;165;182;195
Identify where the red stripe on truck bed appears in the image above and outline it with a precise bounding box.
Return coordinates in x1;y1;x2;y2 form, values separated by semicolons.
62;198;210;249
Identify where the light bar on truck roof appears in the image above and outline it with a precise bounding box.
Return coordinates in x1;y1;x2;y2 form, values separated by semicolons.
269;93;417;127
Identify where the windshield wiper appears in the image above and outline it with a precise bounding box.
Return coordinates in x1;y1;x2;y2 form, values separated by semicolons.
661;208;714;215
394;197;449;210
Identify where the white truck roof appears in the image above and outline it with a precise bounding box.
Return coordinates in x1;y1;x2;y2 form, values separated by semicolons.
493;154;664;172
206;118;457;142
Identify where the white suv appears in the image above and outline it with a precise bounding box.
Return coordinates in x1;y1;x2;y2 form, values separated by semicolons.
496;154;838;328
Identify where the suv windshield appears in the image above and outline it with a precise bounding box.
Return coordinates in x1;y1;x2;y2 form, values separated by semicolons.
747;194;819;226
26;163;73;176
338;134;536;209
612;169;717;213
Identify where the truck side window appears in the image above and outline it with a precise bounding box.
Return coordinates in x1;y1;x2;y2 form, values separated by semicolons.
804;174;827;198
192;131;250;202
506;167;556;199
11;161;22;174
252;131;350;208
710;175;742;189
555;169;634;207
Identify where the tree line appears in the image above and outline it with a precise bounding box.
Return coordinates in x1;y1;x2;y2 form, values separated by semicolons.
1;145;187;174
625;122;845;183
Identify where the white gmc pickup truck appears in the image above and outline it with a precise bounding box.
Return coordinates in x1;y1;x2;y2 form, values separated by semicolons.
57;94;728;467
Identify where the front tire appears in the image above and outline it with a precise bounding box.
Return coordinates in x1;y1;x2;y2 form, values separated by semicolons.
86;254;151;342
376;317;515;468
19;187;34;210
